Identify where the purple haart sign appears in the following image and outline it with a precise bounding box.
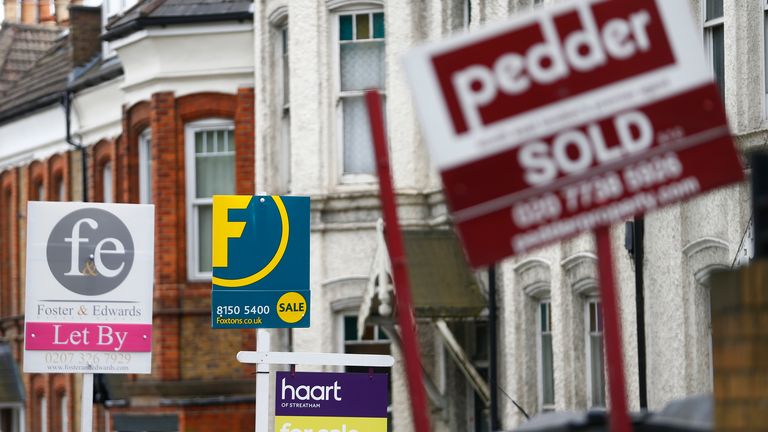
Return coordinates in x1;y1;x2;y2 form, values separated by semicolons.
275;371;388;432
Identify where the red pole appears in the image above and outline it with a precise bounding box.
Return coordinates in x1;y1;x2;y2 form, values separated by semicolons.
365;90;432;431
594;226;632;432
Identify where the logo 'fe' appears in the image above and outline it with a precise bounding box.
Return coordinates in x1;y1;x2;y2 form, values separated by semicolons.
47;208;134;295
431;0;674;135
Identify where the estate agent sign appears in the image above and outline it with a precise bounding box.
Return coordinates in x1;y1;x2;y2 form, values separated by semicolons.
211;195;310;329
24;202;155;374
275;371;388;432
403;0;743;267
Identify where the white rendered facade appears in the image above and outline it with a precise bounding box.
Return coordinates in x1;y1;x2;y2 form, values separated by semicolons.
252;0;760;431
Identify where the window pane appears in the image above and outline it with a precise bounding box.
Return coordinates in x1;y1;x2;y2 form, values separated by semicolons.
542;333;555;407
195;131;204;153
356;14;370;40
344;316;358;341
195;150;234;197
57;178;64;201
342;96;376;175
340;15;353;41
198;204;212;273
40;396;47;432
340;42;385;91
705;0;723;20
596;302;603;331
60;394;68;432
373;13;384;38
712;25;725;100
102;162;113;203
590;334;606;407
139;131;152;204
765;13;768;98
37;182;45;201
540;303;547;331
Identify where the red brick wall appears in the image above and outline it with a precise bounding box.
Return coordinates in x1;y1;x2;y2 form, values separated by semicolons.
0;169;19;320
181;402;255;432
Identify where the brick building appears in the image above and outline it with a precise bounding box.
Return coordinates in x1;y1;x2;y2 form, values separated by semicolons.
0;1;257;431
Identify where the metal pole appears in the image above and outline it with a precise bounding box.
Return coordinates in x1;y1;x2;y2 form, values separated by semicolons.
488;265;500;431
80;373;93;432
365;90;432;431
254;329;270;432
594;226;632;432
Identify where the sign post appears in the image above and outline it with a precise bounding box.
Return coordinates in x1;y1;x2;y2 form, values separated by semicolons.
23;202;155;432
403;0;745;429
365;90;432;431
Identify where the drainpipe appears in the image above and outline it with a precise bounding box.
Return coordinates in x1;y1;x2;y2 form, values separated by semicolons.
488;265;500;430
634;216;647;409
62;90;87;202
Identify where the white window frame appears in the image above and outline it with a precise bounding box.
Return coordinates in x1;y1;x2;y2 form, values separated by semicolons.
138;128;152;204
702;0;724;97
332;6;386;185
185;118;236;281
537;300;555;412
584;297;606;408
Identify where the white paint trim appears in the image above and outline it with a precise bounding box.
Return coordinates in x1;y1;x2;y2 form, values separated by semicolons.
119;67;254;92
326;0;383;12
109;22;254;51
267;5;288;25
682;237;729;258
512;257;551;272
560;252;598;269
322;275;369;288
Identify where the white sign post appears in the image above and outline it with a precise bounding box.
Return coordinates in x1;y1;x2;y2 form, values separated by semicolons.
23;202;155;432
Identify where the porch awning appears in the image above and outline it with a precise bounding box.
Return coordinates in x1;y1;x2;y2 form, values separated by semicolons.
359;220;487;330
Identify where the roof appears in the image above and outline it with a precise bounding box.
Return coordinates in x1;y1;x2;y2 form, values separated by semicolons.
103;0;253;42
0;32;71;124
0;23;62;97
0;343;24;405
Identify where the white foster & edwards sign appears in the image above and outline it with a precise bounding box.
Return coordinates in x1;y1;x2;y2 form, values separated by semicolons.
24;202;154;374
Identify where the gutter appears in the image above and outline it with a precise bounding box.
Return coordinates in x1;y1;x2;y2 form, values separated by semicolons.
102;12;253;42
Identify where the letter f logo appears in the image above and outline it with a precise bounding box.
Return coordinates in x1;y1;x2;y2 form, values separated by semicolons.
212;195;251;268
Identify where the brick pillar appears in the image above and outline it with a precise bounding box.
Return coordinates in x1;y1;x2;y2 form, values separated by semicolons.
235;87;255;195
150;91;181;381
710;260;768;430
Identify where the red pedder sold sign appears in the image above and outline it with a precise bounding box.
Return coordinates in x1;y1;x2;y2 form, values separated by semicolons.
403;0;744;268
